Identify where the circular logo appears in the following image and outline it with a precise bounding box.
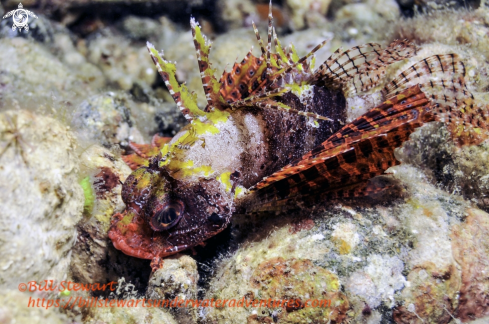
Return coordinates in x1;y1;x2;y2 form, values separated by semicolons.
13;9;29;29
2;3;38;32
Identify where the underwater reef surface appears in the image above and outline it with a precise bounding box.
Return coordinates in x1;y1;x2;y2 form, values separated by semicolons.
1;0;489;323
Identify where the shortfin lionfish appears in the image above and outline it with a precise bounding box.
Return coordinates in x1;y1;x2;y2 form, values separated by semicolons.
108;1;488;269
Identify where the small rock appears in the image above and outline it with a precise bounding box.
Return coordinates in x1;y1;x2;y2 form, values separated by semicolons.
121;16;161;40
71;92;146;150
0;38;96;108
285;0;331;30
146;254;199;324
86;33;156;90
217;0;257;30
334;0;400;41
146;254;199;301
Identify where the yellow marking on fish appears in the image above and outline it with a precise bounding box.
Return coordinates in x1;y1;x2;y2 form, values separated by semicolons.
234;186;244;199
135;169;153;190
178;160;214;177
217;171;233;192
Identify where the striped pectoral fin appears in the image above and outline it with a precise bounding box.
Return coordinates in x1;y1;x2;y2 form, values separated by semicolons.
249;176;396;213
345;66;387;96
446;98;489;146
382;54;466;98
248;117;427;212
246;85;435;211
302;85;430;155
422;79;488;146
190;18;222;107
383;54;489;145
254;122;414;202
147;42;205;121
315;40;417;94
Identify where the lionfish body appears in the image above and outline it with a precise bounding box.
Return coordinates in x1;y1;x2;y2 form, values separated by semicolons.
108;3;488;268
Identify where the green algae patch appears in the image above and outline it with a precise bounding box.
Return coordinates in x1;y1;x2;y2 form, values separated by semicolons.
80;176;95;215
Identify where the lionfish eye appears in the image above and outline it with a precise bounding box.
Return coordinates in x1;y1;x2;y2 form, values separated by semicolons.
151;201;184;231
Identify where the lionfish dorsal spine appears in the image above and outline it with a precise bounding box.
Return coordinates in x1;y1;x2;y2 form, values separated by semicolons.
147;42;204;121
273;27;290;68
266;0;273;76
252;21;267;56
190;18;223;109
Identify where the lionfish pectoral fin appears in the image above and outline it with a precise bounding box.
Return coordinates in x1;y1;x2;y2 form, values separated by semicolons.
190;18;222;108
147;42;205;121
246;177;398;213
314;40;417;95
383;54;489;145
245;85;434;211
